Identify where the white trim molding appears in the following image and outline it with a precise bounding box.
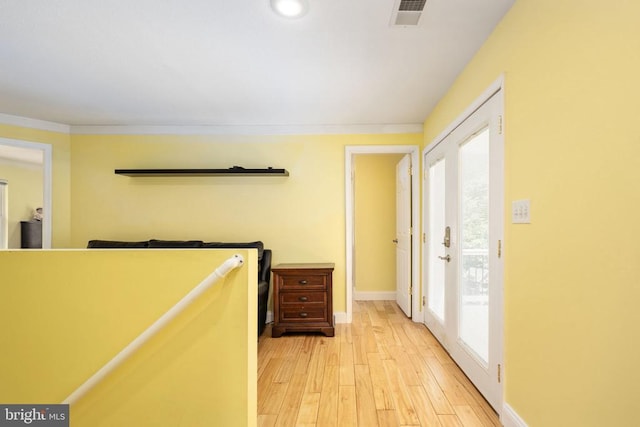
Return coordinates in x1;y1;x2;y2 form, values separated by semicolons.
0;113;423;136
0;113;70;134
354;291;397;301
424;75;505;154
71;123;424;136
502;403;528;427
333;312;348;324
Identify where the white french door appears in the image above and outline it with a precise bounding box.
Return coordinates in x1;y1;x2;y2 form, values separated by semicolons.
423;91;504;411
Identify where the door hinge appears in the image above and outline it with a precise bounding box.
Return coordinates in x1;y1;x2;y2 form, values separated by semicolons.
498;364;501;383
409;165;413;175
422;296;426;306
498;115;503;135
498;240;502;258
423;232;426;243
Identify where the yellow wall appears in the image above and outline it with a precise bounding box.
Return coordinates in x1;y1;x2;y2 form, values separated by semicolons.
423;1;640;425
354;153;404;293
0;125;72;247
0;160;43;248
0;249;257;427
69;133;422;314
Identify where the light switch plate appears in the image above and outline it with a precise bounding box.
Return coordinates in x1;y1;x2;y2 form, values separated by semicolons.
512;199;531;224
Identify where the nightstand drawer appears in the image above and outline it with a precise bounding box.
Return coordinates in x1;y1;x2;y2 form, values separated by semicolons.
279;307;326;322
280;291;326;305
279;274;327;290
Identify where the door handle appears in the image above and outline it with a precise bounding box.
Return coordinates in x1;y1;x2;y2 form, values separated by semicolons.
393;239;398;243
442;226;451;248
438;255;451;262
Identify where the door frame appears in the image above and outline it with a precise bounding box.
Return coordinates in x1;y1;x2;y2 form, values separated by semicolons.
0;137;53;249
422;76;504;413
345;145;420;323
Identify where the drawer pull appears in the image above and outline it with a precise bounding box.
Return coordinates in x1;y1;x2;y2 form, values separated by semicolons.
298;296;309;302
299;280;308;285
299;312;308;318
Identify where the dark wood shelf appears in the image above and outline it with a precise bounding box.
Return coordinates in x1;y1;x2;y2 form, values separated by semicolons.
114;166;289;177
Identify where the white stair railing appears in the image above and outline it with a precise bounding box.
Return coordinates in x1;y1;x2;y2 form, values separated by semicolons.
62;254;244;406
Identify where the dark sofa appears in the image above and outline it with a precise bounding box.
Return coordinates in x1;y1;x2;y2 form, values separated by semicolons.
87;239;271;337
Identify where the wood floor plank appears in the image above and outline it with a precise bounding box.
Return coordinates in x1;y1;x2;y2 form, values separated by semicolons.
294;336;316;374
390;322;418;354
354;364;379;427
409;354;454;415
296;392;320;426
258;359;287;414
424;356;468;406
257;414;278;427
453;405;485;427
305;340;327;393
340;322;354;344
275;373;307;427
442;363;500;426
338;385;358;426
387;346;422;386
325;335;341;367
316;364;339;427
340;341;356;385
377;409;400;427
367;352;395;410
439;414;464;427
258;382;289;415
382;358;420;425
408;385;443;427
363;325;380;353
352;334;367;365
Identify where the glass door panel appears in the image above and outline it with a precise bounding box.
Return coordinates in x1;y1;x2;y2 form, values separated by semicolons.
458;128;490;364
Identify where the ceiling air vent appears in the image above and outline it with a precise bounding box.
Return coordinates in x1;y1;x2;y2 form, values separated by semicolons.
391;0;427;26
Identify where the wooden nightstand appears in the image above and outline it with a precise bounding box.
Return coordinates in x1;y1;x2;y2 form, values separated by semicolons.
271;263;335;338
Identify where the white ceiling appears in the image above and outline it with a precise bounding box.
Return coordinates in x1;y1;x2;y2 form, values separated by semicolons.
0;0;514;128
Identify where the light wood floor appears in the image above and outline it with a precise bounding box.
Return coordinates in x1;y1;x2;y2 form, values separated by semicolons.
258;300;501;427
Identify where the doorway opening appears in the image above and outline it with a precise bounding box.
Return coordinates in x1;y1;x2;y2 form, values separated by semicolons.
0;138;52;248
345;145;420;324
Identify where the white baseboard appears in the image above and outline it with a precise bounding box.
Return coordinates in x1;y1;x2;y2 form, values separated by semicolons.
502;403;528;427
354;291;396;301
334;312;348;324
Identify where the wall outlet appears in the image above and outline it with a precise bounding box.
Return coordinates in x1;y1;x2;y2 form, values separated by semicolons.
512;199;531;224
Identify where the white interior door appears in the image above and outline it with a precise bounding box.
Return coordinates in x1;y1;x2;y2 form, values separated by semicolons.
395;154;412;316
423;92;504;411
0;180;7;249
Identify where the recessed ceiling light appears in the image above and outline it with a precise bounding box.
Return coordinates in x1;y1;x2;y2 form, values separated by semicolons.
270;0;309;19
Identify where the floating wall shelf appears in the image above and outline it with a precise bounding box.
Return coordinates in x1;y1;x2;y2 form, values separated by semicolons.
115;166;289;177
